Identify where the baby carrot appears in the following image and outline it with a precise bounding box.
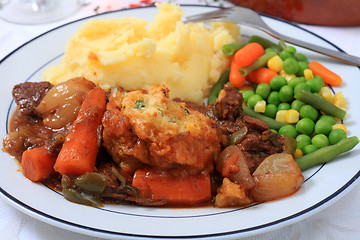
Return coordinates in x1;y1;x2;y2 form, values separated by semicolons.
132;169;212;206
246;67;278;84
54;87;107;175
21;146;56;182
308;61;342;86
229;57;246;88
234;42;265;67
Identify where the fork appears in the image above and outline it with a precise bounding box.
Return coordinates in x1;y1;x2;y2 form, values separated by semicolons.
185;6;360;67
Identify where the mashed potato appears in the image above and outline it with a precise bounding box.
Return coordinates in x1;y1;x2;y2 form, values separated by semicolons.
43;3;240;103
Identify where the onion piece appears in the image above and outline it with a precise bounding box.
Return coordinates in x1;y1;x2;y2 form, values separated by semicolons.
36;77;95;129
250;153;304;202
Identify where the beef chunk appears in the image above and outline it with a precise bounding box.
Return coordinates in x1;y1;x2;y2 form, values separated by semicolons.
214;84;243;122
13;81;53;114
243;115;269;132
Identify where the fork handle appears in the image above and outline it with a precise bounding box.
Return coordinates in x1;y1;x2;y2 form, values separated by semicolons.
268;31;360;66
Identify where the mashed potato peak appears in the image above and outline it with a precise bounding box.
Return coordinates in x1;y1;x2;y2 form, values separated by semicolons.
43;3;240;103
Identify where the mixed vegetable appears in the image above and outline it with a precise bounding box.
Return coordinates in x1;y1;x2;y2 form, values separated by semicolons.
2;34;359;210
211;35;358;171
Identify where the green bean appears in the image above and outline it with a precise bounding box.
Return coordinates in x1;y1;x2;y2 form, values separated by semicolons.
222;42;244;56
248;35;284;53
74;172;107;194
248;35;283;53
243;104;289;130
208;69;230;104
111;166;127;185
238;51;277;76
61;175;73;189
229;126;248;145
63;188;103;207
278;40;287;51
294;89;346;119
295;136;359;171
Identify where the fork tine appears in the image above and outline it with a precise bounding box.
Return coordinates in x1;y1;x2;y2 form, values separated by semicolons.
185;11;224;22
185;8;229;22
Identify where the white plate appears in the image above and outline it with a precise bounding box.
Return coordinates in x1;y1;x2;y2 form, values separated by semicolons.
1;5;360;240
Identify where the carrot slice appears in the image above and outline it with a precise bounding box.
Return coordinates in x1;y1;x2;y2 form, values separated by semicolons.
54;87;106;175
246;67;278;84
308;61;342;86
21;146;56;182
132;169;212;206
229;57;246;88
234;42;265;67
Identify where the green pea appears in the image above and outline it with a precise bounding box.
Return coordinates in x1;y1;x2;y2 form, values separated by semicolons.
270;76;287;91
291;99;305;112
285;46;296;54
278;102;291;111
318;115;336;125
256;83;271;99
279;85;294;103
288;77;306;88
296;61;310;77
312;134;330;149
299;105;318;122
303;144;318;155
295;53;308;62
306;78;323;93
328;129;347;145
296;118;315;135
265;48;276;53
315;76;325;87
283;58;299;75
279;50;294;60
247;94;263;109
279;125;298;139
264;104;278;118
267;91;281;105
313;75;325;87
270;129;278;133
296;134;311;150
314;119;333;135
294;82;311;95
241;90;255;103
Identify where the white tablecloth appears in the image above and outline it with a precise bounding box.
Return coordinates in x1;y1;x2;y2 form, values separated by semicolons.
1;1;360;239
